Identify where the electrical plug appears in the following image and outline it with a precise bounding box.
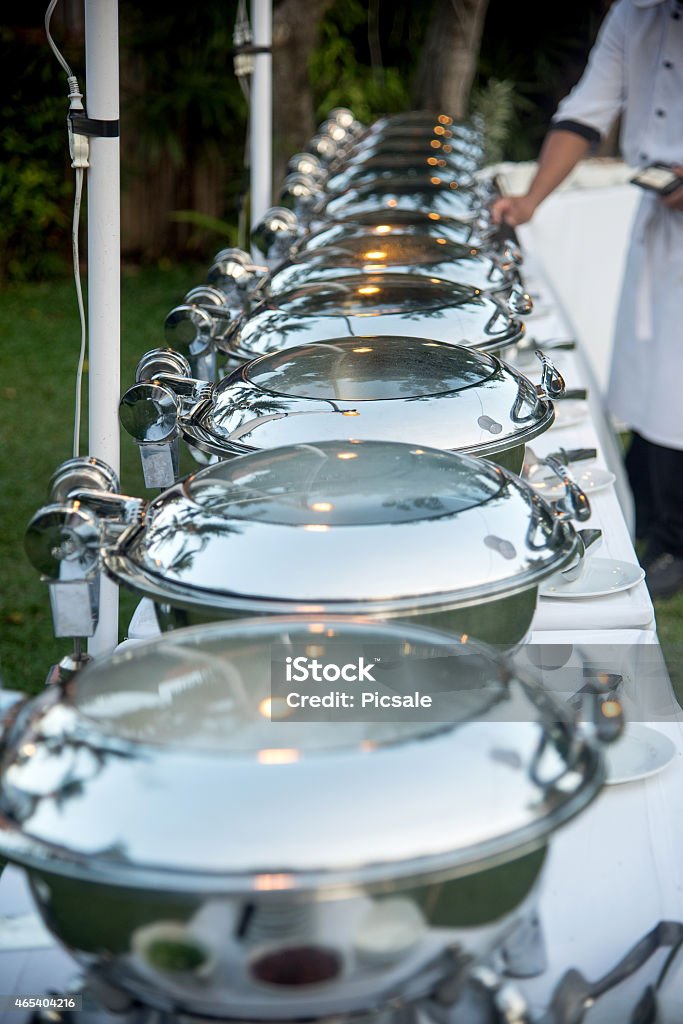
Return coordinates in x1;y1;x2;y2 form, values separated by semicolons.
67;74;90;169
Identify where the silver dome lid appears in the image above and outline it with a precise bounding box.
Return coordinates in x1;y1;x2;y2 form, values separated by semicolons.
182;337;554;460
335;137;484;172
220;275;524;362
263;234;514;297
295;210;500;253
0;616;609;891
319;178;483;223
104;440;579;613
325;158;481;194
363;111;483;139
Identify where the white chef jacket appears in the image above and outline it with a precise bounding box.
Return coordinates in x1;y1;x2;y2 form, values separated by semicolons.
551;0;683;448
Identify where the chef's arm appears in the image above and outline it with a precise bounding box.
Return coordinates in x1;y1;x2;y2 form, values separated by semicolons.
490;129;592;227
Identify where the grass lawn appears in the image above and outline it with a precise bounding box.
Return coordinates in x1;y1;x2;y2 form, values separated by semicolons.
0;263;204;693
1;268;683;697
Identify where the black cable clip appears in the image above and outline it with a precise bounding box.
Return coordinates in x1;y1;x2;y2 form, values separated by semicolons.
230;43;272;57
69;110;120;138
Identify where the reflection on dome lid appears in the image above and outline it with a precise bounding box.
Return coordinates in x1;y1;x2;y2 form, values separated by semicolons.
245;336;497;402
186;440;504;527
75;618;504;753
270;275;480;317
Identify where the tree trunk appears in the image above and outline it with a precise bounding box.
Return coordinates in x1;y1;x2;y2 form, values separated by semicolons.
271;0;335;194
413;0;491;117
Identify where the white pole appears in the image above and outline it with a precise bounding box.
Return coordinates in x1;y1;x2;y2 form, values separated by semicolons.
250;0;272;234
85;0;120;657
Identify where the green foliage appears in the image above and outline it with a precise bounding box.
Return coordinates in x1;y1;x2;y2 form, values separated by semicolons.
0;264;205;694
168;210;239;247
119;0;249;251
309;0;427;123
0;28;74;282
469;79;516;166
119;0;248;168
475;1;602;162
1;0;603;279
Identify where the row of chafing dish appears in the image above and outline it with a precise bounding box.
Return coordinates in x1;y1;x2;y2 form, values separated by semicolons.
0;109;629;1023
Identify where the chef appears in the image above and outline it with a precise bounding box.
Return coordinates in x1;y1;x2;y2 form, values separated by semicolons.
491;0;683;599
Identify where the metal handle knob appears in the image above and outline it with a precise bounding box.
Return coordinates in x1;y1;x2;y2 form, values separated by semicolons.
250;206;301;261
286;151;326;181
544;455;592;523
48;456;120;504
164;304;217;356
507;284;534;316
535;350;566;400
280;172;325;212
119;382;179;444
25;503;102;580
306;133;341;164
184;285;228;309
135;347;192;383
206;249;266;297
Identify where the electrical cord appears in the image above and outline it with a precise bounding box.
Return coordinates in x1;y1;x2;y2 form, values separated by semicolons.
44;0;90;457
44;0;74;78
71;167;87;458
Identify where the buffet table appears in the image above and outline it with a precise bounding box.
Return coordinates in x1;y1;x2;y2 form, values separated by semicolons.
2;233;683;1024
510;250;683;1020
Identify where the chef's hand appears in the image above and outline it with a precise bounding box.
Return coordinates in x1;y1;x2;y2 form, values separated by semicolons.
661;166;683;210
489;194;538;227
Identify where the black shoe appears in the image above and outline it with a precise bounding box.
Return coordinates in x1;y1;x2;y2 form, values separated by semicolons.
645;552;683;600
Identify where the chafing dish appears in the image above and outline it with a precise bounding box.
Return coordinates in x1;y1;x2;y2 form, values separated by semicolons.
171;275;525;368
360;110;484;142
120;338;562;483
262;206;519;264
316;177;485;224
26;442;589;646
256;234;528;307
0;615;618;1019
324;152;483;194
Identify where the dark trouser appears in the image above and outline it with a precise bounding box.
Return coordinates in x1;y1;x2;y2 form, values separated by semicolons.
625;432;683;557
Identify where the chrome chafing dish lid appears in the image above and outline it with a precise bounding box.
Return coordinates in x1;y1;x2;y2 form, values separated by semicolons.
295;209;498;253
263;234;513;297
323;161;481;198
103;440;577;611
334;137;484;173
325;149;480;183
0;615;605;891
352;114;484;157
319;178;483;222
221;275;524;361
363;111;483;138
183;337;553;459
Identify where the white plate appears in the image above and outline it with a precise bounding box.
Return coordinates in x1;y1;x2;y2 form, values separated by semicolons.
527;466;616;499
539;557;645;599
550;399;589;429
605;723;677;785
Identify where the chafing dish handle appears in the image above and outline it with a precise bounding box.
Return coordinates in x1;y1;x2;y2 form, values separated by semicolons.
544;456;592;523
539;921;683;1024
535;350;566;400
511;351;565;424
25;458;145;639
